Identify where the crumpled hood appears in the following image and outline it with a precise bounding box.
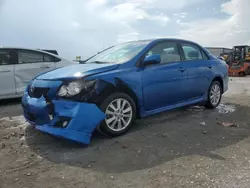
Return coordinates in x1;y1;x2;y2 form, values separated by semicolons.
36;63;119;80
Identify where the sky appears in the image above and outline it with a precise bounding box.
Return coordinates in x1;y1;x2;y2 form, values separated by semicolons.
0;0;249;60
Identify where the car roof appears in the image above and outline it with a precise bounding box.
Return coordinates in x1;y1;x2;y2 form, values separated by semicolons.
124;38;204;47
0;46;60;57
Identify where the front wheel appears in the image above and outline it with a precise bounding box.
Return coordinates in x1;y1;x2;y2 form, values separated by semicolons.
205;81;222;109
98;92;136;137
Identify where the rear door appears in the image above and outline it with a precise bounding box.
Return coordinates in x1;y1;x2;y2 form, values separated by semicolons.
179;42;213;99
0;49;16;97
14;50;49;94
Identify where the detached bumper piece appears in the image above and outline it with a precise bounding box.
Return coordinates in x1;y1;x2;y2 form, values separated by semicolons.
22;93;106;144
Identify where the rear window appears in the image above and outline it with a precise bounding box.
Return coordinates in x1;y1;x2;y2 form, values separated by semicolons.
18;50;43;63
44;54;55;62
181;45;203;60
181;43;209;61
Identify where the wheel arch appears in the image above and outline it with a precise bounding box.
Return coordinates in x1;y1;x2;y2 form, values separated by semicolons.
96;78;141;117
211;76;224;93
239;71;246;77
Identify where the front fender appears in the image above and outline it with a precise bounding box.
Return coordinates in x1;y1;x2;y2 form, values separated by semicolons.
85;68;143;110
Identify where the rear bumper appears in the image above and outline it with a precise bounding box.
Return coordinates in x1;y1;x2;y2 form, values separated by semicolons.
223;75;229;93
22;92;106;144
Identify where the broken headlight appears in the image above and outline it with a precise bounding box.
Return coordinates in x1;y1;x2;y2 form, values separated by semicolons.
58;80;96;97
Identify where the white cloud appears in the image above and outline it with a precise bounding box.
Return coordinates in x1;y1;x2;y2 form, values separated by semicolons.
103;2;169;24
143;0;204;10
180;12;188;18
131;0;250;47
117;32;140;43
176;0;250;47
0;0;249;60
0;0;170;59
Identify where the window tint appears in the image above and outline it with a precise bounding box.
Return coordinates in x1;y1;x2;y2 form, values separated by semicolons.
0;50;11;65
18;50;43;64
44;54;54;62
54;57;61;62
146;42;181;64
201;50;209;60
181;44;203;61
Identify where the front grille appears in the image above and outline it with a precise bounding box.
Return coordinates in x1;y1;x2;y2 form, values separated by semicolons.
25;110;36;122
28;86;50;98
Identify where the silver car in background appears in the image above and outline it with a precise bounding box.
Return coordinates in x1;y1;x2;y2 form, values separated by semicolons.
0;47;74;100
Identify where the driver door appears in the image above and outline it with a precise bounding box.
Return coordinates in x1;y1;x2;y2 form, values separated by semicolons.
141;42;188;111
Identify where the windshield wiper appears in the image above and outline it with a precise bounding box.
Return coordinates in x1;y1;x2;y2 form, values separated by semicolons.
90;61;110;64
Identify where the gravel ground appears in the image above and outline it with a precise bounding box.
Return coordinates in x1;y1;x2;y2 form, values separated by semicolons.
0;77;250;188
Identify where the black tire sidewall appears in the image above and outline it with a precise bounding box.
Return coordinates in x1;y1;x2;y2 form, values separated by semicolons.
98;92;136;137
207;81;222;108
239;72;245;77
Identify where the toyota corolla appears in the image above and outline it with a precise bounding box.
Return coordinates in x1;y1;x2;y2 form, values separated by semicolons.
21;38;228;144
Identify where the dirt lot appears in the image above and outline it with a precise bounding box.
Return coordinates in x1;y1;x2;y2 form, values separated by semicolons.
1;77;250;188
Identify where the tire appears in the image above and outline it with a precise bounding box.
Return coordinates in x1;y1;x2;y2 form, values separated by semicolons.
97;92;136;137
205;81;222;109
239;72;245;77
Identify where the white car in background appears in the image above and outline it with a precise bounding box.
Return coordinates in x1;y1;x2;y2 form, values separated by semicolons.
0;47;74;100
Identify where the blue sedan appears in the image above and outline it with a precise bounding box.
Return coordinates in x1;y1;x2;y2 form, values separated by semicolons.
21;38;228;144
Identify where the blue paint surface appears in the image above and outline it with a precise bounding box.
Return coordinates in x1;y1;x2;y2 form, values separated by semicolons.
22;38;229;144
22;92;105;144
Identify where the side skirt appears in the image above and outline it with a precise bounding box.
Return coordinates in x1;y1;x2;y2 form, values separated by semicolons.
140;97;205;118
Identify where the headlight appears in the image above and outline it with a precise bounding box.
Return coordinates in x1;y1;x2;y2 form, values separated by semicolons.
58;80;95;97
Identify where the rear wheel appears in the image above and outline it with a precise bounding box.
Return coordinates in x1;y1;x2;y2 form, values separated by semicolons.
239;72;245;77
98;92;136;137
205;81;222;109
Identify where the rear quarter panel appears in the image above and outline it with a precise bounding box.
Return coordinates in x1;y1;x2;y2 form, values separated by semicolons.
211;59;229;93
202;46;228;93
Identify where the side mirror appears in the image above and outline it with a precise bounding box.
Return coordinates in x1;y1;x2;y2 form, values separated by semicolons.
143;54;161;66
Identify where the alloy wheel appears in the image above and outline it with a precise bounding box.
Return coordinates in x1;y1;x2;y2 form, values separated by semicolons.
210;83;221;106
105;98;133;132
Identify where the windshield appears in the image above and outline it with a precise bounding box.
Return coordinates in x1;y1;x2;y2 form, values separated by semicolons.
85;41;150;64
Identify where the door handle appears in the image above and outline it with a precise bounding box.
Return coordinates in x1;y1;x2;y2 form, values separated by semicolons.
40;65;50;68
208;65;212;69
0;70;11;73
178;67;186;72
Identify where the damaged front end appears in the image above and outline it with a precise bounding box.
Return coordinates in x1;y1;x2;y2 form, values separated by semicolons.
21;79;106;144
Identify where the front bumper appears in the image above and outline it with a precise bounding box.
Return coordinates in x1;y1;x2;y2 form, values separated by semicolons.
22;92;105;144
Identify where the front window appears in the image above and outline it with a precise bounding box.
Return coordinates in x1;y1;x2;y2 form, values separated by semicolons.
85;41;150;64
146;42;181;64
